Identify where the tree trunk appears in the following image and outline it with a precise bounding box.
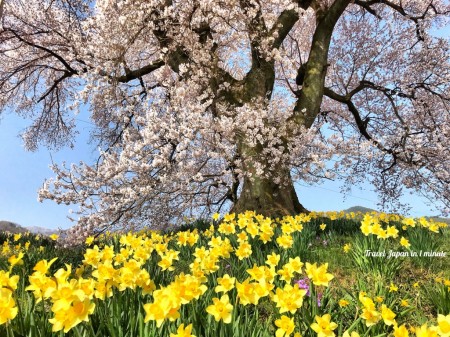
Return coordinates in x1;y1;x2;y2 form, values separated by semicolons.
231;168;308;217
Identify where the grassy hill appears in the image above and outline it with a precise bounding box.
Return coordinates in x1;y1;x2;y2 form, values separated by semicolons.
343;206;449;225
428;216;450;225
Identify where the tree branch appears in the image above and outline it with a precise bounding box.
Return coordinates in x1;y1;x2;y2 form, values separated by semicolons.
37;71;72;103
270;9;299;49
323;86;426;169
354;0;382;19
116;60;165;83
4;28;79;74
354;0;448;41
292;0;352;128
0;0;4;20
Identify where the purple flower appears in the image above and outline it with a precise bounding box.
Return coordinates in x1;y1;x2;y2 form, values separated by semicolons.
317;292;323;307
295;278;310;296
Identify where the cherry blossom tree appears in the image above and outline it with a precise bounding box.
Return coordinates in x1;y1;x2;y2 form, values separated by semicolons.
1;0;449;239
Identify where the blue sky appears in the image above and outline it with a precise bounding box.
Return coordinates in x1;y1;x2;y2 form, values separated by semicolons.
0;111;97;229
0;109;445;230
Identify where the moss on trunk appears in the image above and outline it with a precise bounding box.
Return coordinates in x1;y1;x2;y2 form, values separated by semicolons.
232;170;308;217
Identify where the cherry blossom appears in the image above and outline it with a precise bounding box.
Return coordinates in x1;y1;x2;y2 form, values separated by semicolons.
1;0;449;242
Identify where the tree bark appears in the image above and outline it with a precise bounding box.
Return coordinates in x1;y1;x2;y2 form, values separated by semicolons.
231;168;308;216
226;1;352;218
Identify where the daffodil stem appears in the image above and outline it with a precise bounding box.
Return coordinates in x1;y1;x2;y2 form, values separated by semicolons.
74;325;83;337
15;292;25;334
346;317;362;334
6;323;12;337
88;321;96;337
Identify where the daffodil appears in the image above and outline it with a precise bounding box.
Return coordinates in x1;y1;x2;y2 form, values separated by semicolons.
0;271;19;291
85;236;95;245
402;218;416;227
8;252;24;270
236;278;260;305
386;226;399;238
277;234;294;249
343;332;360;337
415;324;438;337
360;308;381;327
393;324;410;337
0;288;18;325
339;299;349;307
389;282;398;292
275;315;295;337
400;237;411;249
437;314;450;337
49;234;59;241
400;299;409;307
26;270;57;301
247;265;267;282
381;304;396;326
49;298;95;333
218;221;236;234
310;314;338;337
206;294;233;323
170;323;196;337
266;252;281;268
360;215;374;236
359;293;375;310
276;265;295;284
237;231;248;243
286;257;303;274
175;273;207;303
272;284;307;314
305;262;334;287
143;288;181;326
235;241;252;260
33;257;58;274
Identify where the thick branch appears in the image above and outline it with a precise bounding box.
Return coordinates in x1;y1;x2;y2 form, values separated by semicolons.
292;0;352;128
270;9;299;49
354;0;382;19
0;0;4;19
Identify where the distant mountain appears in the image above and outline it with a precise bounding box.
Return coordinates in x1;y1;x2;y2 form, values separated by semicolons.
343;206;377;214
0;220;29;234
25;226;60;236
0;220;61;236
